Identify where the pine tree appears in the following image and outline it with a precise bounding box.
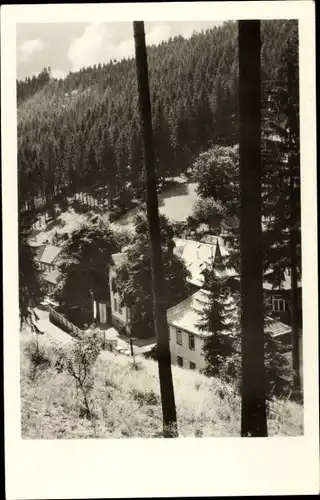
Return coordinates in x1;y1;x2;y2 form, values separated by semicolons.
199;259;238;377
261;24;301;394
18;215;44;330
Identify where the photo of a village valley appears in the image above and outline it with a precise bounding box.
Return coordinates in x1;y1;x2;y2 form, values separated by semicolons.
18;19;303;439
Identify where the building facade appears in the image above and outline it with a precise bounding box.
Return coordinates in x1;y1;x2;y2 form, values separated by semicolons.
168;322;206;371
167;288;294;372
29;241;62;295
109;253;132;333
167;290;211;371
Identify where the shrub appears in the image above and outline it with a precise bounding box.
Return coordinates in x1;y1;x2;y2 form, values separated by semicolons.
54;332;103;419
24;339;51;380
130;388;160;406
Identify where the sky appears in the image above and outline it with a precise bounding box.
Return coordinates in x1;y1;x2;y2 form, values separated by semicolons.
16;21;223;80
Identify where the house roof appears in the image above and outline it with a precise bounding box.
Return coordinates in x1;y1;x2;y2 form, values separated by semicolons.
200;235;225;246
105;327;119;340
173;238;236;287
36;244;62;265
34;245;46;261
265;317;291;337
43;269;60;285
111;252;128;268
167;289;212;337
167;289;292;339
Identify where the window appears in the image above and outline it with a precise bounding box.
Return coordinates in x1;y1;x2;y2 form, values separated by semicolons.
177;356;183;367
188;333;195;350
176;329;182;345
190;362;196;370
272;296;286;312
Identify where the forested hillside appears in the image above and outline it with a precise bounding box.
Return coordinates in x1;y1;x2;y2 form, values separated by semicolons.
17;20;297;214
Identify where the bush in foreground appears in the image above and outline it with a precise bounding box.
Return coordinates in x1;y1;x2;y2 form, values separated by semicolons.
20;335;303;439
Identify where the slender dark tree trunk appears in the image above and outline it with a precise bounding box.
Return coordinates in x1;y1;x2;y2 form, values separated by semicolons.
133;21;178;438
239;20;268;437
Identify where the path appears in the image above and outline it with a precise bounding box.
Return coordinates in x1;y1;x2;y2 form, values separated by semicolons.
31;309;155;360
33;308;74;345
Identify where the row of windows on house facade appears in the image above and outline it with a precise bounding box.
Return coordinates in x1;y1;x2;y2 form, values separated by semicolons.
176;329;195;350
176;330;197;370
176;356;196;370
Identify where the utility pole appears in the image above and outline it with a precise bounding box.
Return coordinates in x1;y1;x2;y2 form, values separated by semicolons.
239;20;268;437
133;21;178;438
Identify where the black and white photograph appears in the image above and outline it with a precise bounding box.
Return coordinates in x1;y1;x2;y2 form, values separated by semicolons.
2;2;318;498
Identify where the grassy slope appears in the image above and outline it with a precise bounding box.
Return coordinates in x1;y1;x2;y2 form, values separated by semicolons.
20;335;303;439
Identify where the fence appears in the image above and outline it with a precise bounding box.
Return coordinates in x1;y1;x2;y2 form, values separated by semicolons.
48;306;119;351
48;306;82;338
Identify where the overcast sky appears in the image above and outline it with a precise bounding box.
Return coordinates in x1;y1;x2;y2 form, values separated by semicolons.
16;21;223;80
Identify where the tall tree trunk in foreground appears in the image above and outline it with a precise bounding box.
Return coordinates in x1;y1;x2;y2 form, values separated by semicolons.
133;21;178;438
239;20;268;437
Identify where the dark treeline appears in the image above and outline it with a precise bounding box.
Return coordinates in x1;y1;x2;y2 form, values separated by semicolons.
17;20;296;215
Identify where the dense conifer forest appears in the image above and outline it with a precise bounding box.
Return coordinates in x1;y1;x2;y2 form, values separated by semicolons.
17;20;297;216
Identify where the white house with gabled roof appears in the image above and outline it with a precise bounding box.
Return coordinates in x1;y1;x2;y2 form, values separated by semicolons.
167;288;293;372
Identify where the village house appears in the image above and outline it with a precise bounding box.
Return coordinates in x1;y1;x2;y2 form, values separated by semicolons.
174;236;302;329
107;237;229;333
29;241;62;295
173;236;236;290
106;235;302;376
166;288;293;371
108;252;132;333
